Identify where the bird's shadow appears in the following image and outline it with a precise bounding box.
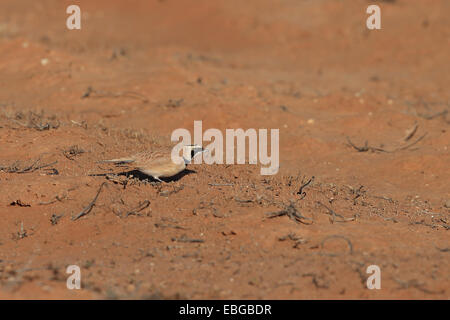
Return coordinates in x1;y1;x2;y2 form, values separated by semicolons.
118;169;196;183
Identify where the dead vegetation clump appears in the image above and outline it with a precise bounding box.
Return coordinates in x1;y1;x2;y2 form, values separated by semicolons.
12;110;60;130
94;120;169;149
63;145;85;160
0;158;58;174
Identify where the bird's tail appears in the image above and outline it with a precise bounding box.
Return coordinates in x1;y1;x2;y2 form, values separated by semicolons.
98;157;135;164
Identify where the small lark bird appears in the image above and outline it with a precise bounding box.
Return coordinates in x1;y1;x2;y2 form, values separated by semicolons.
101;145;204;181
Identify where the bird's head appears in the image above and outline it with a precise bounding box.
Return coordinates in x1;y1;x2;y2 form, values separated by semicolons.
182;144;205;164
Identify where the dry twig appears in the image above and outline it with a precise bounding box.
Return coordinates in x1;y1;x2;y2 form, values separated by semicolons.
81;86;149;103
297;176;314;199
125;200;151;217
266;203;313;225
346;132;427;153
171;235;204;243
317;201;356;224
320;235;353;255
72;183;106;221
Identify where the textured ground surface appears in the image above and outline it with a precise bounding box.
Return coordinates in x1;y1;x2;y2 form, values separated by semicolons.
0;0;449;299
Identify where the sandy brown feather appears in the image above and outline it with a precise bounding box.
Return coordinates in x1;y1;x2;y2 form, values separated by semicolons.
103;146;186;179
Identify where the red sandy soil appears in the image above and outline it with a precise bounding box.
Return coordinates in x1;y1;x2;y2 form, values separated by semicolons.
0;0;449;299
